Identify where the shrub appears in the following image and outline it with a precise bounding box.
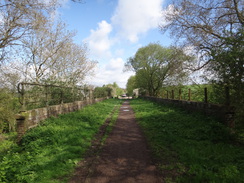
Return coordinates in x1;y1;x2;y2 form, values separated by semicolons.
0;89;19;133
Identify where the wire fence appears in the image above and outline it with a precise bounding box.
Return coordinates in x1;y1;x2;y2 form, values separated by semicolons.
17;82;92;111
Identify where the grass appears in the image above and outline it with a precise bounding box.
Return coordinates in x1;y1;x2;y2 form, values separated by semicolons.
100;105;120;145
130;99;244;183
0;99;121;183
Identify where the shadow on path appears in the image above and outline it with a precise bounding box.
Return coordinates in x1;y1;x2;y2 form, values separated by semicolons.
69;100;163;183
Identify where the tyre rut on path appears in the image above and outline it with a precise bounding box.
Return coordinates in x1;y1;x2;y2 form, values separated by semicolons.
69;100;163;183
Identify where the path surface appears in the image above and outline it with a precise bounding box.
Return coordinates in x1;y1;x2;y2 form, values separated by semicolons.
69;101;163;183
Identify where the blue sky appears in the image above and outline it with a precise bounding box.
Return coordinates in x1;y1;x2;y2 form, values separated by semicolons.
59;0;173;88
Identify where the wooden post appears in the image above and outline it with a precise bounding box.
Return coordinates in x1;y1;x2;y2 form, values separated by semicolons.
204;87;208;103
188;88;191;101
72;86;75;102
45;85;49;107
179;89;182;100
172;90;174;99
61;90;64;104
20;83;26;111
166;90;169;99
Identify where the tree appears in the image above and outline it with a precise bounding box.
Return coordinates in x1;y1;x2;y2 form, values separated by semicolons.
126;76;136;96
13;20;96;86
94;86;112;98
0;64;20;92
106;82;124;97
19;21;75;83
125;43;193;96
1;21;96;90
0;0;61;64
161;0;243;64
161;0;244;124
51;42;97;87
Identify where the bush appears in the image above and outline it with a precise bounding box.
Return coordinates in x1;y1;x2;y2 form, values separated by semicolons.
0;89;19;133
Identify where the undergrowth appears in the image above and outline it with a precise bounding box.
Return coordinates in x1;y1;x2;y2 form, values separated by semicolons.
130;99;244;183
0;99;121;183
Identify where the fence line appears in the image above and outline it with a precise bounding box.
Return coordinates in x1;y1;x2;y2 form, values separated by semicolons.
15;82;110;142
17;82;92;111
16;97;108;142
160;86;231;106
142;94;235;129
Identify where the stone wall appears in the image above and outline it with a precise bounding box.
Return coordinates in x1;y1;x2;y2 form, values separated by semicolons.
16;97;108;142
143;96;235;128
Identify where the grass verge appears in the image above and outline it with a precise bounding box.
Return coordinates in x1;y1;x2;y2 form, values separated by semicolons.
130;99;244;183
0;99;121;183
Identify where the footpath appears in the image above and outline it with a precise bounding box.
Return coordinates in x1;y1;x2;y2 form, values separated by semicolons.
69;100;163;183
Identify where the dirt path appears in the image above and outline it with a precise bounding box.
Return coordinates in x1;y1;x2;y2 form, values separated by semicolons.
69;101;163;183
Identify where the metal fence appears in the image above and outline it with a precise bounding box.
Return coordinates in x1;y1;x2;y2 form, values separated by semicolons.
17;82;92;111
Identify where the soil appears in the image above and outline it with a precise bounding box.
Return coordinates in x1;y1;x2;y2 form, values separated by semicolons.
69;100;164;183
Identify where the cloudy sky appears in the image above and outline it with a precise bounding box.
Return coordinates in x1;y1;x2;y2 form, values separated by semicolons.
59;0;173;88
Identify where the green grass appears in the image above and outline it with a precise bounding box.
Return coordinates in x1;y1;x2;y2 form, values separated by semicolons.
0;99;121;183
130;99;244;183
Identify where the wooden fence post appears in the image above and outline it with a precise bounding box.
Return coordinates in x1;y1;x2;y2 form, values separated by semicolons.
22;83;26;111
204;87;208;103
179;89;182;100
61;90;64;104
166;90;169;99
45;85;49;107
188;88;191;101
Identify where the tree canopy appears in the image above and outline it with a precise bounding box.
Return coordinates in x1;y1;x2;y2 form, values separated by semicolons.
161;0;244;123
126;76;136;96
0;0;96;89
125;43;194;96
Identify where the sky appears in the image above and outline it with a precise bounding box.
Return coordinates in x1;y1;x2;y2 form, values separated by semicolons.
59;0;173;88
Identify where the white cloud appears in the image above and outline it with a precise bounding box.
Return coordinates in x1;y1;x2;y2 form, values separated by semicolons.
83;20;113;58
83;0;166;87
86;58;134;88
111;0;164;43
105;57;124;71
114;49;124;57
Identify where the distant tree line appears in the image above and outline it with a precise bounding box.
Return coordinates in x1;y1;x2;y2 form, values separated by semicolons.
94;82;125;98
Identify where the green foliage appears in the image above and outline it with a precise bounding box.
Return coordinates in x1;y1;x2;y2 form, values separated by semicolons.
210;29;244;126
0;133;17;154
161;83;243;127
94;86;112;98
19;82;88;110
126;75;136;96
130;99;244;182
105;82;125;97
161;84;221;104
0;99;121;183
126;43;193;96
0;90;20;133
